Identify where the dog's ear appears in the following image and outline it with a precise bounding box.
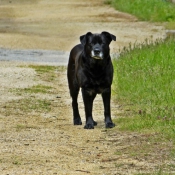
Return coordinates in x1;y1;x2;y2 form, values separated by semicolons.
101;31;116;43
80;32;92;45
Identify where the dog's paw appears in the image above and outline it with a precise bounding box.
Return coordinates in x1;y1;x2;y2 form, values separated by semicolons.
84;123;94;129
105;122;115;128
93;120;97;126
74;118;82;125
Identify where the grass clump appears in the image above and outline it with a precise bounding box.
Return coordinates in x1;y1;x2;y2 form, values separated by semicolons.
2;98;51;116
28;65;58;73
23;85;53;94
12;85;53;95
28;65;66;81
110;0;175;22
113;38;175;138
28;65;65;74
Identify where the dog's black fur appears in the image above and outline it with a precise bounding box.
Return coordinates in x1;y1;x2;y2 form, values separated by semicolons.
67;31;116;129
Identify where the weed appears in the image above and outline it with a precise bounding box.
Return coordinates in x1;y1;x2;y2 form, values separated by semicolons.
115;163;124;168
15;124;26;131
12;160;21;165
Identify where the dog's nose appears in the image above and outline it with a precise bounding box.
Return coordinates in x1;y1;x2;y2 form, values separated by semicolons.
94;49;100;55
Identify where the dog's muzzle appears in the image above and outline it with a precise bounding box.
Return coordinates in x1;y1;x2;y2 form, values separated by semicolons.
91;49;103;60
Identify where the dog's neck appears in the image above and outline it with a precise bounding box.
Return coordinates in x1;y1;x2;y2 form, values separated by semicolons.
81;53;110;78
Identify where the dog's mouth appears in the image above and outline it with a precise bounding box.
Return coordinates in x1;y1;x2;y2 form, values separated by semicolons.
91;51;103;60
92;56;103;60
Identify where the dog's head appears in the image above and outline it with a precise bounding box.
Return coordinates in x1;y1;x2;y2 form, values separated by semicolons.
80;31;116;60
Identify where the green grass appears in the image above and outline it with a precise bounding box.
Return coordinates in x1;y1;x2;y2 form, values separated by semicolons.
28;65;58;73
28;65;65;74
2;98;51;116
23;85;53;94
11;85;53;95
165;21;175;29
110;0;175;22
113;38;175;139
28;65;66;81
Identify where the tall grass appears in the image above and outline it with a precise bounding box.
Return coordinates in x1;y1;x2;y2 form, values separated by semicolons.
111;0;175;22
113;38;175;137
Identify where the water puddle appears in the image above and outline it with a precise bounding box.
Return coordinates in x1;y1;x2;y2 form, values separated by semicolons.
0;48;69;66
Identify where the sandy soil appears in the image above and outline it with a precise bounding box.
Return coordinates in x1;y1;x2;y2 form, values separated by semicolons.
0;0;173;175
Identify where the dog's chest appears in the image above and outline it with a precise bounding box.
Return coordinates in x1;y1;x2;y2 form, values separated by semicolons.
77;59;112;94
86;75;109;94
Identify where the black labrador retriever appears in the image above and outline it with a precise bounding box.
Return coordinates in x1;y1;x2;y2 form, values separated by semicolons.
67;31;116;129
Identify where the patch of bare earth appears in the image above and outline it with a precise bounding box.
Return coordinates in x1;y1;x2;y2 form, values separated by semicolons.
0;0;173;175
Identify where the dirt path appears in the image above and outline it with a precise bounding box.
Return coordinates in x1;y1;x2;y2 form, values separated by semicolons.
0;0;169;175
0;0;165;51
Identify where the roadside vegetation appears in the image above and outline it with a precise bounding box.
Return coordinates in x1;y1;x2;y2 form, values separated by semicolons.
110;0;175;140
107;1;175;172
108;0;175;22
112;38;175;174
113;38;175;138
106;0;175;29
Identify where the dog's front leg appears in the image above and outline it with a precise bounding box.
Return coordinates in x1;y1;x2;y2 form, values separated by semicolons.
82;88;96;129
102;88;115;128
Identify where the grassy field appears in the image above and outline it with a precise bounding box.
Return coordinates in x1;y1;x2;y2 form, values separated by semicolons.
110;0;175;142
109;0;175;22
107;0;175;172
112;38;175;173
113;38;175;141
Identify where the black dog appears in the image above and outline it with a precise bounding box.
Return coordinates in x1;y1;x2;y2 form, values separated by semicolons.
67;31;116;129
